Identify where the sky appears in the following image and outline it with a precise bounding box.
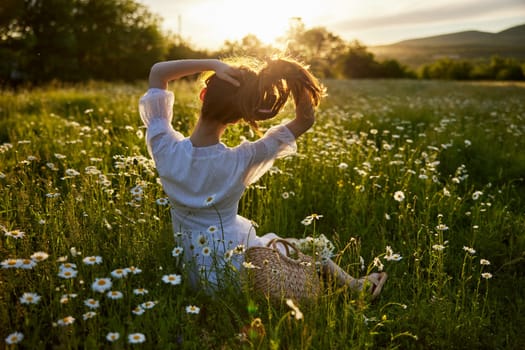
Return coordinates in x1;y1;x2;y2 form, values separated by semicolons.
137;0;525;50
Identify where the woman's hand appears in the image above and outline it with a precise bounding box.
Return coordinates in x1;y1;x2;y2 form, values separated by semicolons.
285;88;316;139
213;61;241;87
294;88;315;121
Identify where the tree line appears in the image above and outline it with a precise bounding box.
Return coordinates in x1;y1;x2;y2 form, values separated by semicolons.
1;0;523;86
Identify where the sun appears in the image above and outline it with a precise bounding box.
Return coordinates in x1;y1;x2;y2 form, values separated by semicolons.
184;0;322;48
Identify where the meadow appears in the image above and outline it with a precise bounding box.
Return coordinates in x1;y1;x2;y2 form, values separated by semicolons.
1;79;524;349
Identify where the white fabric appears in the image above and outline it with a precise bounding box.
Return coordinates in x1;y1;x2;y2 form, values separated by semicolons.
139;88;297;287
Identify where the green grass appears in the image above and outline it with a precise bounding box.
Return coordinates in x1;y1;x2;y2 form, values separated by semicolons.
1;79;524;349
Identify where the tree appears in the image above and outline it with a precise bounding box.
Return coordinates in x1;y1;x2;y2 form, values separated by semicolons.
0;0;34;85
218;34;275;58
278;19;347;78
165;34;210;61
73;0;166;81
340;41;381;78
419;56;524;80
0;0;167;84
379;59;414;78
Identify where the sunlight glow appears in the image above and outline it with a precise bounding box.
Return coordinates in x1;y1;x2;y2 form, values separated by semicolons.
141;0;525;48
183;0;323;47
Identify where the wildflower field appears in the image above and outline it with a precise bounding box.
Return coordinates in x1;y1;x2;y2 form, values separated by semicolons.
1;79;524;349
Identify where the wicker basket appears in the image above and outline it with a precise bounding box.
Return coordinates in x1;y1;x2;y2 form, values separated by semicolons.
244;238;321;302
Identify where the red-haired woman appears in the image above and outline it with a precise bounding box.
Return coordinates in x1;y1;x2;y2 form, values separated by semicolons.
139;57;386;297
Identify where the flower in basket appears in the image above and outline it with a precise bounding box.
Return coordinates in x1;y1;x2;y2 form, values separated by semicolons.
295;234;335;264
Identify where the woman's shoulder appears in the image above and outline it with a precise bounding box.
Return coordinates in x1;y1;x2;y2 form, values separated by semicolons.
139;88;176;127
139;88;174;103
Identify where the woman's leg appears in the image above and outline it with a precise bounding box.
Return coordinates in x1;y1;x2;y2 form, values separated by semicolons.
321;259;360;288
321;259;387;298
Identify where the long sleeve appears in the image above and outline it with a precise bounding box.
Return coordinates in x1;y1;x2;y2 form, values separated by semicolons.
138;88;185;162
241;125;297;185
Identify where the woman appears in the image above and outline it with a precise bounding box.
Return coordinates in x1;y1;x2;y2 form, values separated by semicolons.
138;57;386;297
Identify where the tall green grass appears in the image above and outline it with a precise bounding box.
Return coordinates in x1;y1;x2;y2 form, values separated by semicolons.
1;80;524;349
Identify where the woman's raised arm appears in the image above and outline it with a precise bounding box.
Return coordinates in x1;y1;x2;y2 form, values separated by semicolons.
285;88;316;139
148;59;240;89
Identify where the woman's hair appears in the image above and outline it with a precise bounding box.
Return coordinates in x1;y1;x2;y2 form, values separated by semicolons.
200;57;325;128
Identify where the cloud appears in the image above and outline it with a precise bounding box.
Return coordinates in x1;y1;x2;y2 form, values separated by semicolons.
330;0;525;31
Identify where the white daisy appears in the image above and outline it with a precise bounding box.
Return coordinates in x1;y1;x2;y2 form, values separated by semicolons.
92;278;112;293
20;292;41;304
432;244;446;251
140;301;157;309
171;246;183;257
106;291;124;300
301;217;313;226
111;268;128;279
5;332;24;345
156;197;169;206
161;274;182;285
435;224;449;231
201;246;211;257
393;190;405;202
65;168;80;177
195;233;208;247
472;190;483;200
1;258;21;269
82;311;97;320
203;194;216;206
58;268;78;279
84;298;100;309
224;250;233;261
57;316;75;326
126;266;142;274
481;272;493;279
233;244;246;255
128;333;146;344
130;185;143;196
386;253;402;261
59;293;78;304
462;246;476;254
82;256;102;265
19;258;37;269
384;246;403;261
59;262;77;270
373;257;384;271
185;305;200;314
132;306;145;315
5;229;25;239
133;288;148;295
106;332;120;342
30;251;49;262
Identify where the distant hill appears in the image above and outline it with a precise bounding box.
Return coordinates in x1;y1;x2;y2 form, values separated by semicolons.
370;24;525;69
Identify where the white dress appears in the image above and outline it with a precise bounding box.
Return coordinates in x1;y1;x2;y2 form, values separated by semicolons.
139;88;297;288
